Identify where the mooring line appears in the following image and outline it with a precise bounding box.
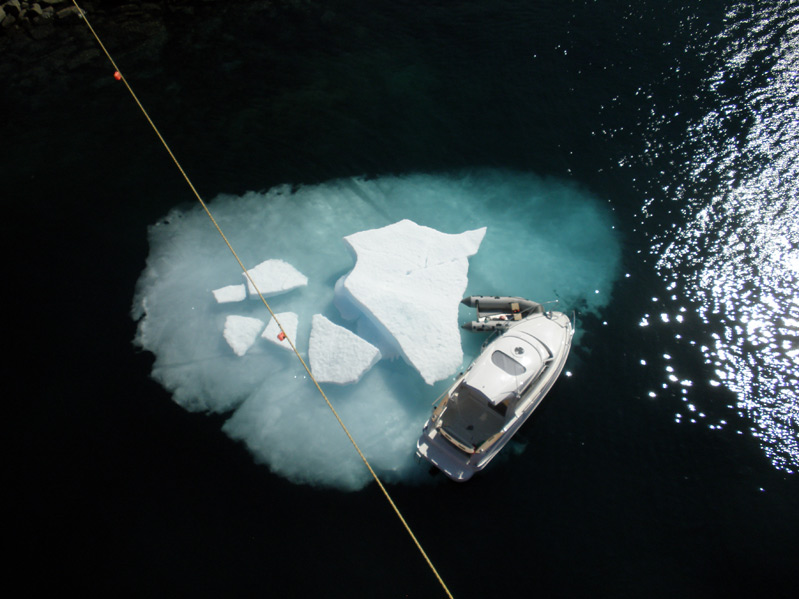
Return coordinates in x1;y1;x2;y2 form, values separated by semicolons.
68;2;453;597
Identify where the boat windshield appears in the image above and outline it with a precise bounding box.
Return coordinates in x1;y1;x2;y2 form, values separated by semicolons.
439;384;505;450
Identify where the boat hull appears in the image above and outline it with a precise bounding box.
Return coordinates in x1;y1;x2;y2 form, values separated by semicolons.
417;309;573;481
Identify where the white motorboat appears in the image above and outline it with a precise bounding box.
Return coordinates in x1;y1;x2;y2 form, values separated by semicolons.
416;296;573;481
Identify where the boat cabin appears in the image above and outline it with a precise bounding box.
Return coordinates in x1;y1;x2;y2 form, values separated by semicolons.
437;332;552;453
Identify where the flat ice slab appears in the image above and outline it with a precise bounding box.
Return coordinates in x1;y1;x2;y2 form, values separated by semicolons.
262;312;299;351
338;219;486;384
309;314;381;384
244;259;308;297
212;283;247;303
224;315;265;356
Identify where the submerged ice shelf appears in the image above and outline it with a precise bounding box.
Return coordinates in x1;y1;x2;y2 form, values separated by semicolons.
132;170;622;490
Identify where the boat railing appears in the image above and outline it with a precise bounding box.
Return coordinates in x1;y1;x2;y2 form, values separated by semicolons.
475;428;507;454
430;385;455;423
431;395;449;423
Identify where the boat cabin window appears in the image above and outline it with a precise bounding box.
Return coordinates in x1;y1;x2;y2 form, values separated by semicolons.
491;350;525;376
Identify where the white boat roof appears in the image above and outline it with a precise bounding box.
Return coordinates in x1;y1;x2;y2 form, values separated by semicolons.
462;332;547;405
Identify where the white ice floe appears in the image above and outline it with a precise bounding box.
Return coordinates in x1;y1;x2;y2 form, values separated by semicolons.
309;314;381;384
244;259;307;297
336;219;486;385
223;315;265;356
212;283;247;303
262;312;299;351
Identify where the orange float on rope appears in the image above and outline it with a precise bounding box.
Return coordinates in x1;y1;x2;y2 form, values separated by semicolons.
113;71;122;81
277;332;286;341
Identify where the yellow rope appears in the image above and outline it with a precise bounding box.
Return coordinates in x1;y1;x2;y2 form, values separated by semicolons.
70;2;452;597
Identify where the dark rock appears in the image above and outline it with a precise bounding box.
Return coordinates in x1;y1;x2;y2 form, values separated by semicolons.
113;3;162;18
27;19;54;38
3;1;22;17
140;3;162;13
65;45;99;69
55;6;79;19
2;0;323;92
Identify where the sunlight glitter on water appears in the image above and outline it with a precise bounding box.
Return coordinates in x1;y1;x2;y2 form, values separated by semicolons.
633;1;799;473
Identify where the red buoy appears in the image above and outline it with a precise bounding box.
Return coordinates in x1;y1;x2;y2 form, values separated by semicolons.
113;71;122;81
278;332;286;341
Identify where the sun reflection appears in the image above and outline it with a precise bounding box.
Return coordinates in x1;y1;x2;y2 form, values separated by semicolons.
630;2;799;473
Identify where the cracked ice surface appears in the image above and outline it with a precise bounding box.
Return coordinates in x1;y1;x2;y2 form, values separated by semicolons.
336;219;486;384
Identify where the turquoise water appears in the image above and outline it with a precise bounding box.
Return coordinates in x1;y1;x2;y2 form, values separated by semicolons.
132;171;621;489
6;1;797;597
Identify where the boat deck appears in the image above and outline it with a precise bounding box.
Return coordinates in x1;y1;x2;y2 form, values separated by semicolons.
439;386;505;449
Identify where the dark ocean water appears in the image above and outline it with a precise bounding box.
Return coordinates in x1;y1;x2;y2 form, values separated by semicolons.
6;1;797;597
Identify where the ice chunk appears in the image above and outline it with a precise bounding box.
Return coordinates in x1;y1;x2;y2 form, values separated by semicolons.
338;219;485;384
262;312;299;351
212;283;247;303
223;315;265;356
309;314;381;384
244;259;308;297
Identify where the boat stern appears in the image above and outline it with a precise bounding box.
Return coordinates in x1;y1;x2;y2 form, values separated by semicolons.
416;425;479;482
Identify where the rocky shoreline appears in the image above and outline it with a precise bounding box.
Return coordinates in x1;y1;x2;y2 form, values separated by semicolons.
1;1;83;33
1;0;320;92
